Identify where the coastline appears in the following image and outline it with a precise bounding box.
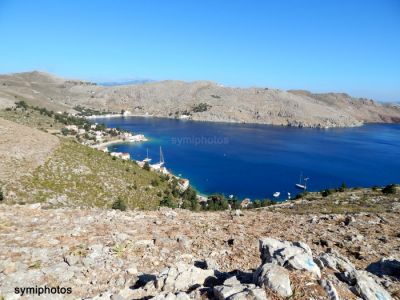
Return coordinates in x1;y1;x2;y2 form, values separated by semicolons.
86;113;365;129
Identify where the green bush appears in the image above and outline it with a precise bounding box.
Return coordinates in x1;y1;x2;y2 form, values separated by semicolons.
321;189;335;197
112;198;127;211
261;198;274;206
160;196;176;208
150;179;159;187
181;187;199;211
382;184;397;194
192;103;211;113
15;100;28;109
143;162;150;171
205;194;229;211
337;182;347;192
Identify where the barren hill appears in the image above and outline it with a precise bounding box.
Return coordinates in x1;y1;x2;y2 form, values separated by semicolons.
0;117;59;185
1;71;400;128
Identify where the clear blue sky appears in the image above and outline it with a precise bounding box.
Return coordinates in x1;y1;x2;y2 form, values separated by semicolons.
0;0;399;101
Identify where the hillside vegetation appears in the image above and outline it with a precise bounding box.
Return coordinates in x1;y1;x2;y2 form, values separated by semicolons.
6;139;172;209
0;107;180;209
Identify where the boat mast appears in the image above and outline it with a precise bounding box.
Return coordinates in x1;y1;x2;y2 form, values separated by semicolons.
160;146;164;164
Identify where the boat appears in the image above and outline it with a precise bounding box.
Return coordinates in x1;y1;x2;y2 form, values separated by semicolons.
143;148;152;163
273;192;280;198
295;172;309;190
150;146;165;170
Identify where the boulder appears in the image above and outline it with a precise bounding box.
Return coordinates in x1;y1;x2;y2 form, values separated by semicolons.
213;284;267;300
259;238;321;278
366;257;400;278
253;263;292;297
156;262;215;293
350;271;393;300
317;251;356;273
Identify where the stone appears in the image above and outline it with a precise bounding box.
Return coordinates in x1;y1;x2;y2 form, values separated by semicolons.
254;263;292;297
320;279;340;300
350;271;393;300
318;251;356;274
366;257;400;278
204;258;219;270
156;263;215;293
213;285;248;300
224;276;242;286
259;238;321;278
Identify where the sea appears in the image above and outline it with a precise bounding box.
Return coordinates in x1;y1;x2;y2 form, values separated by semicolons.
94;117;400;200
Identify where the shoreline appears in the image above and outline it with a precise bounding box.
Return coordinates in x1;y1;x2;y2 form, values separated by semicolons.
86;113;367;129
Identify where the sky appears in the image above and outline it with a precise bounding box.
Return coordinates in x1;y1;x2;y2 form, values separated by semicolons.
0;0;399;102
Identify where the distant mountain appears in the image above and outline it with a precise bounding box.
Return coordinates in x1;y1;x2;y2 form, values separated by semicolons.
1;71;400;128
98;79;154;86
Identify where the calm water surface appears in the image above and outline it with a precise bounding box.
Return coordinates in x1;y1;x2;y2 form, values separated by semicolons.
96;117;400;200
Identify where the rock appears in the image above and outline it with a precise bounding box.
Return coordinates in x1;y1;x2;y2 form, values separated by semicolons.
366;257;400;278
254;263;292;297
318;250;356;274
259;238;321;278
204;258;219;270
156;262;215;293
349;271;393;300
214;284;267;300
224;276;242;286
320;279;340;300
28;203;41;209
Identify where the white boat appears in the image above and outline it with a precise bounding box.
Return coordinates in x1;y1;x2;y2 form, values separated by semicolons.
273;192;280;198
143;148;152;163
150;146;165;170
295;172;309;190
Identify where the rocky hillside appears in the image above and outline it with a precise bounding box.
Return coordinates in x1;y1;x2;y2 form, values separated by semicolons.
0;198;399;299
0;117;59;185
1;71;399;128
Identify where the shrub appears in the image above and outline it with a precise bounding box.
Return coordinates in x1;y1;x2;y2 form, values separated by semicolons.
112;198;127;211
321;189;335;197
0;188;4;201
338;182;347;192
206;194;229;211
261;198;274;206
160;196;176;208
15;100;28;109
181;187;199;211
192;103;211;113
382;184;397;194
150;179;159;187
143;162;150;171
253;199;261;208
295;192;308;199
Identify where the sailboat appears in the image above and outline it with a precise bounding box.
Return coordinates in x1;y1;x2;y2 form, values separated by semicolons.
295;172;309;190
150;146;165;170
143;148;152;163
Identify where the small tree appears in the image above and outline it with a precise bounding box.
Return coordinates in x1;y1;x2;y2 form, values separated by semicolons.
338;182;347;192
112;197;127;211
0;187;4;201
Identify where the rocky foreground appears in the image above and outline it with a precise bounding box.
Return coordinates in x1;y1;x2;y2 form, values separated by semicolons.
1;71;400;128
0;204;399;299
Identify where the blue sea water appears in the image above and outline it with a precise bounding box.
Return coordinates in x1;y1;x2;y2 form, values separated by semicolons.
95;117;400;200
